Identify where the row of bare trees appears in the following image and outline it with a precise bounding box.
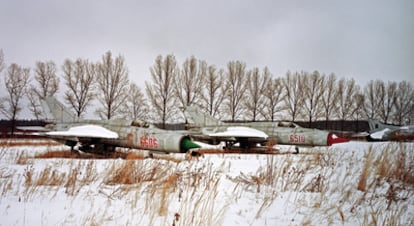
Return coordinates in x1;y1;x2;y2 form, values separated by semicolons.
1;50;413;130
146;54;414;127
0;50;148;127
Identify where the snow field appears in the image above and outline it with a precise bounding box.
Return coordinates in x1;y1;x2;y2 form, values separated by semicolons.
0;141;413;225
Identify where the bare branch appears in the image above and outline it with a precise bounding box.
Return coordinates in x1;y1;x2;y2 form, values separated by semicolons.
120;82;148;120
321;73;338;127
201;65;225;118
393;81;414;124
174;56;205;120
62;58;95;118
262;76;285;121
145;54;178;128
0;49;4;73
223;61;247;121
336;78;360;121
0;64;30;133
244;67;270;121
302;71;325;127
34;61;59;97
95;51;129;120
282;71;304;121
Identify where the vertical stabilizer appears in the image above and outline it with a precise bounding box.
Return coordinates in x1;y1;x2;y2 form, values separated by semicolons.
41;96;76;123
184;106;221;127
367;118;400;132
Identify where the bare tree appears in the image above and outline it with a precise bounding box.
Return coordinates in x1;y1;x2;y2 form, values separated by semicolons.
353;92;366;131
28;61;60;119
244;67;270;121
201;65;225;118
283;71;304;121
62;58;96;118
95;51;130;120
302;71;325;127
321;73;338;128
120;82;148;120
363;80;383;119
262;76;285;121
145;54;178;128
393;81;414;125
0;64;30;134
27;91;43;119
336;78;360;128
224;61;247;121
0;49;4;73
174;56;205;119
33;61;59;97
377;81;397;124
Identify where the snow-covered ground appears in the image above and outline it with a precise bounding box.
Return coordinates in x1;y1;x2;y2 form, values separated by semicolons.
0;140;413;226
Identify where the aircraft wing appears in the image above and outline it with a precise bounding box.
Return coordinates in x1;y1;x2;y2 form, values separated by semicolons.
208;126;268;139
369;128;391;140
45;125;119;139
16;126;50;132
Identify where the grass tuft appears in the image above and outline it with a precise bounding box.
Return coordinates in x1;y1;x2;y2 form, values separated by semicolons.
357;146;373;191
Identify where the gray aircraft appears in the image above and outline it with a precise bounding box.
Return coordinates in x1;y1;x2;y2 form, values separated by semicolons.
37;97;200;155
367;118;414;141
184;107;348;153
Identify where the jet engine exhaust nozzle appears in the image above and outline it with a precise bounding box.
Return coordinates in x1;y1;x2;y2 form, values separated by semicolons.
327;132;349;146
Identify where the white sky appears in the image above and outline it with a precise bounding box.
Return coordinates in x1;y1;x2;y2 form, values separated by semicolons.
1;0;413;90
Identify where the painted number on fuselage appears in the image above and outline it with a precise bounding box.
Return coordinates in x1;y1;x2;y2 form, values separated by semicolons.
290;134;306;143
140;136;158;149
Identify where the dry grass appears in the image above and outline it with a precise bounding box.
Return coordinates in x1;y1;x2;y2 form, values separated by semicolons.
104;160;160;185
0;139;60;147
371;143;414;185
65;162;81;195
36;151;80;159
123;152;145;160
357;146;373;191
2;141;413;225
16;151;30;165
23;165;34;186
158;173;180;216
35;165;66;186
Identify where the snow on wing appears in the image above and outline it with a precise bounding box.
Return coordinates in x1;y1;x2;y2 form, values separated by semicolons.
46;125;119;139
208;126;268;138
369;128;390;139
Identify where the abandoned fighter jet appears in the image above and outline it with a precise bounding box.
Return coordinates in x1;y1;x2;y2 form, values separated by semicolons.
367;118;414;141
184;106;348;153
39;97;200;155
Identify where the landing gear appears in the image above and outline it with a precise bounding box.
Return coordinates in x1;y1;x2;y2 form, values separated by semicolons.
79;143;116;155
224;141;235;150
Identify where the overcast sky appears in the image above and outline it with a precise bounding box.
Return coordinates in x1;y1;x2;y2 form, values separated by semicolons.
1;0;413;90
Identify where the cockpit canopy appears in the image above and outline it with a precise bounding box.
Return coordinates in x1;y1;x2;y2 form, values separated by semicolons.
131;119;149;128
276;121;298;128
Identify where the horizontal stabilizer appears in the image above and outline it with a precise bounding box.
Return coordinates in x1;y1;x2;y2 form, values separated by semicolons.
369;128;390;140
16;126;49;132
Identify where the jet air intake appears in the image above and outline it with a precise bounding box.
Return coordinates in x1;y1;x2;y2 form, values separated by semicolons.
153;134;200;153
181;137;200;151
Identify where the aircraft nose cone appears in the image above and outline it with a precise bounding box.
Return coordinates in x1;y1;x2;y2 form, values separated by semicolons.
327;132;349;146
181;137;200;150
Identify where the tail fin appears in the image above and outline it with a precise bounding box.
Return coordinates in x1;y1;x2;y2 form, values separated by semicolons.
367;118;399;132
184;106;221;127
41;96;76;123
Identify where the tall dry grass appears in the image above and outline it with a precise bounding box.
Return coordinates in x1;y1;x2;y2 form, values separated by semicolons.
357;146;374;191
2;141;413;226
376;143;414;185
